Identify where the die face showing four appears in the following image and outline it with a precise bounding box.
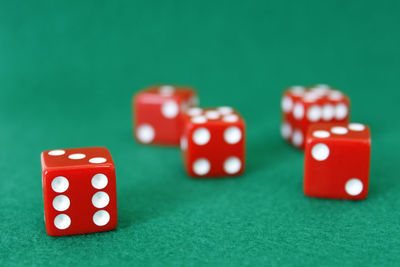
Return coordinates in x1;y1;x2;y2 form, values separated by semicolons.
41;147;117;236
133;85;198;145
181;107;246;178
304;123;370;200
281;85;350;149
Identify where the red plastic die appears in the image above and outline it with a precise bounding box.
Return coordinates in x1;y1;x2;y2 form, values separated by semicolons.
181;107;246;177
133;85;198;145
304;123;371;200
41;147;117;236
281;84;350;149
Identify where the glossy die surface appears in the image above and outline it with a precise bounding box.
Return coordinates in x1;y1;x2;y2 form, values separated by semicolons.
181;107;245;178
41;147;117;236
133;85;198;145
281;85;350;149
304;123;371;200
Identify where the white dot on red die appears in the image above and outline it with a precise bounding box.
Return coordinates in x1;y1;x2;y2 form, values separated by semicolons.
51;176;69;193
310;87;327;95
345;178;363;196
91;174;108;189
191;116;207;124
307;105;322;122
205;110;220;120
348;123;366;131
304;90;322;98
310;90;327;98
48;150;65;156
217;107;233;115
331;126;348;135
304;95;319;103
281;123;292;139
89;157;107;164
68;153;86;160
309;89;328;97
224;126;242;144
313;130;330;138
54;214;71;230
161;100;179;119
52;195;70;212
158;85;174;96
93;210;110;226
224;157;242;175
92;191;110;208
328;91;343;101
192;127;211;146
335;104;348;120
281;96;293;113
193;158;211;176
293;103;304;120
222;114;239;123
187;107;203;117
292;130;303;147
322;104;335;121
136;124;155;144
311;143;330;161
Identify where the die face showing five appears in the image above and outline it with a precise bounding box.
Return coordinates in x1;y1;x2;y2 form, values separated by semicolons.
133;85;198;145
304;123;370;200
281;85;350;149
41;147;117;236
181;107;246;178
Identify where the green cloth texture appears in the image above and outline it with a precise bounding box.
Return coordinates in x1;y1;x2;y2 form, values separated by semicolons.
1;0;400;266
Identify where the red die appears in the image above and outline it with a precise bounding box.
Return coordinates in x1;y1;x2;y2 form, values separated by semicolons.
281;84;350;149
304;123;371;200
133;85;198;145
41;147;117;236
181;107;246;177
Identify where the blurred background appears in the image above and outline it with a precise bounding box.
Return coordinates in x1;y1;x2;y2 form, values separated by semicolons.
1;0;400;265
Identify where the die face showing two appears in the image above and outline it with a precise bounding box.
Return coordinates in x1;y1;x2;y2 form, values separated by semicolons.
304;123;371;200
181;107;246;178
133;85;198;145
41;147;117;236
281;85;350;149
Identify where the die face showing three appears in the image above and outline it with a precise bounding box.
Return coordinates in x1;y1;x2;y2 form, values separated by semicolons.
181;107;246;178
304;123;371;200
281;85;350;149
133;85;198;145
41;147;117;236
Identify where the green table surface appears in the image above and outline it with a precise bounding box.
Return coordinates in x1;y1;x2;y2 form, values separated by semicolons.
1;0;400;266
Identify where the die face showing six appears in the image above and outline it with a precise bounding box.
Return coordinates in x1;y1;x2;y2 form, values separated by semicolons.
133;85;198;145
181;107;246;178
304;123;370;200
41;147;117;236
281;85;350;149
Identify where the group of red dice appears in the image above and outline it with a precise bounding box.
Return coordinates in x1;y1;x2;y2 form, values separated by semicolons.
281;84;371;200
133;85;246;177
40;85;246;236
40;84;370;237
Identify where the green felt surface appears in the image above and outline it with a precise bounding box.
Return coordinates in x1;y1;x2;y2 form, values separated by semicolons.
1;0;400;266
